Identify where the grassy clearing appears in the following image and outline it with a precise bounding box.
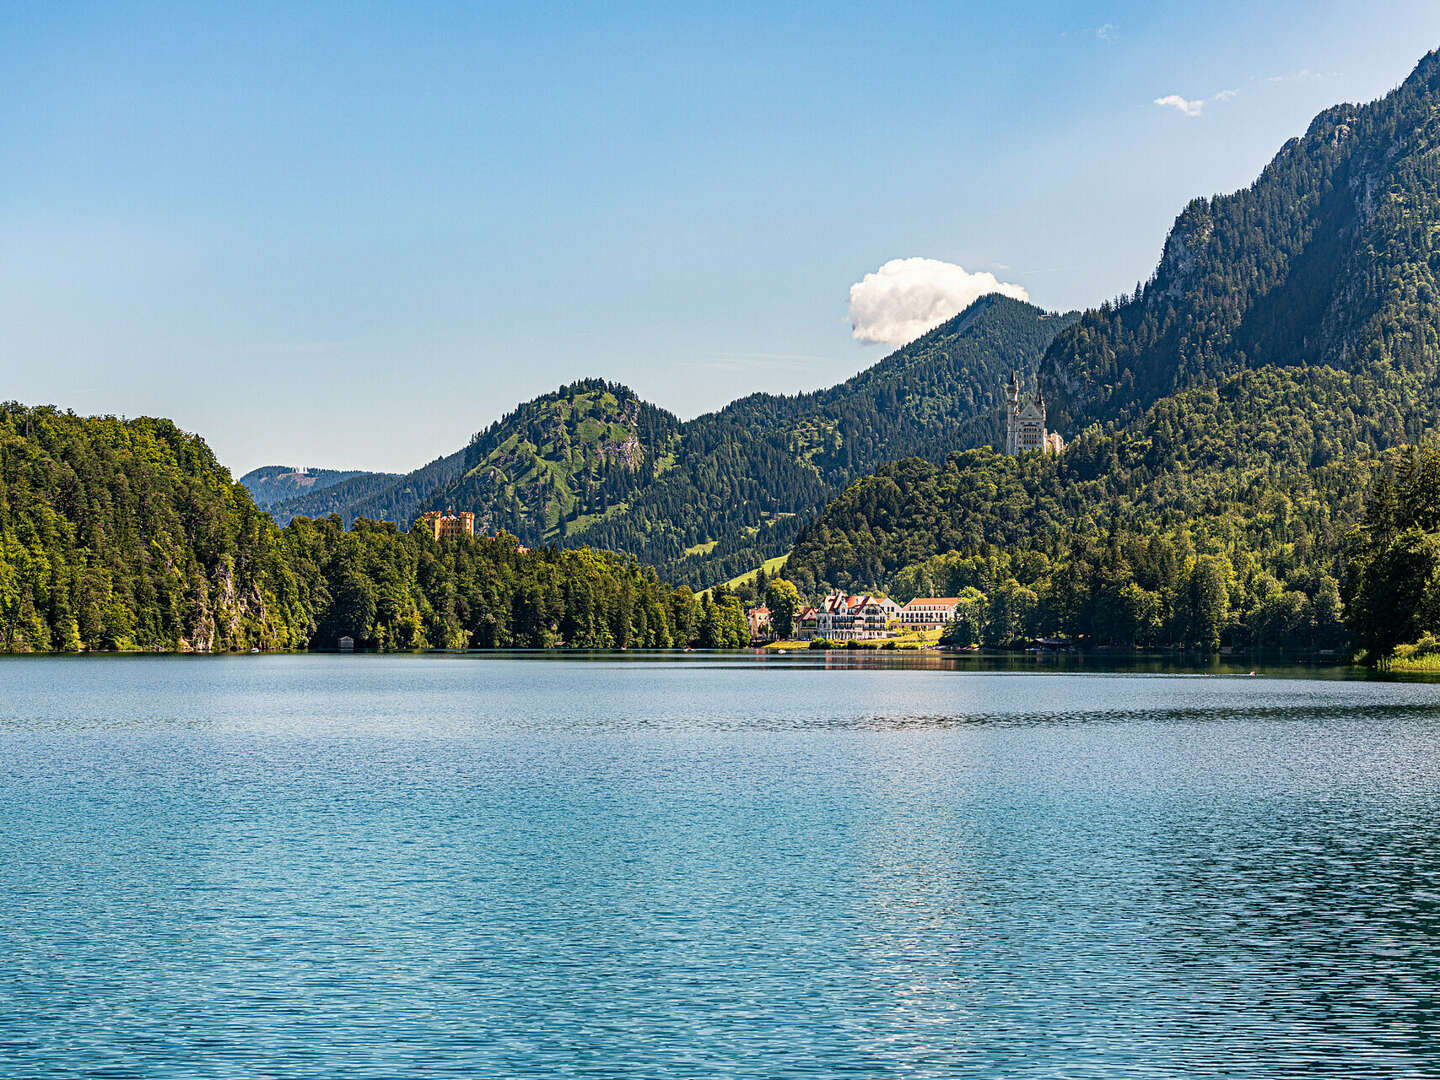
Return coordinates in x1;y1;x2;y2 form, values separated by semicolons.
696;554;790;601
719;555;787;592
560;500;630;538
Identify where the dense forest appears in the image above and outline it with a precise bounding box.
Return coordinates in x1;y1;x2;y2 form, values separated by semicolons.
0;404;301;651
0;404;747;652
430;380;684;542
1345;442;1440;663
783;367;1384;652
250;296;1077;586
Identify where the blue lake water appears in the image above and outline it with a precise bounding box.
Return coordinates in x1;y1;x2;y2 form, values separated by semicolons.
2;653;1438;1077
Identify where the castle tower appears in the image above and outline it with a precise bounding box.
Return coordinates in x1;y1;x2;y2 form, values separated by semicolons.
1004;373;1062;455
1004;372;1021;453
418;509;477;540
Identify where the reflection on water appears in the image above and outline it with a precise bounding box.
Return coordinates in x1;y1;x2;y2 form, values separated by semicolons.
1;654;1438;1077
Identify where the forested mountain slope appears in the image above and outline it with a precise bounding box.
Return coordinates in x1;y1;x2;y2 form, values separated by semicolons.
781;50;1440;653
262;380;680;531
782;366;1414;650
0;403;306;651
257;295;1075;586
418;380;684;539
576;295;1076;585
264;444;470;526
1041;49;1440;433
788;364;1414;585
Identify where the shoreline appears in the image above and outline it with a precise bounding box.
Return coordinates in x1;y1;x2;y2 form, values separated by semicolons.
0;646;1390;677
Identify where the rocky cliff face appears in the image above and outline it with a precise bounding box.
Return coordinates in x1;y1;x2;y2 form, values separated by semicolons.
1040;49;1440;432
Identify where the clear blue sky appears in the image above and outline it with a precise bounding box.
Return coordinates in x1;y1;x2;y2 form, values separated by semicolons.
4;2;1438;474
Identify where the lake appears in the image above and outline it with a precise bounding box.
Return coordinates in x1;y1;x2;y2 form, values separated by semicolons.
2;653;1437;1077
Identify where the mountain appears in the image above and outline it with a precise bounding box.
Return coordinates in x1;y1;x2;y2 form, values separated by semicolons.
1042;49;1440;435
781;49;1440;653
262;379;681;532
419;379;684;540
259;295;1077;586
791;357;1424;592
0;402;737;652
264;448;469;526
239;465;397;510
576;294;1077;585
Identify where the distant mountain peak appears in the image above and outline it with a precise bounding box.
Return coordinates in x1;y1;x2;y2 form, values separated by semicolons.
1042;46;1440;431
239;465;398;510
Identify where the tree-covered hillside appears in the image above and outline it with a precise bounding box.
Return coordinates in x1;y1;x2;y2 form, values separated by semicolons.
262;380;683;536
0;404;748;652
422;380;683;541
1041;49;1440;434
1346;442;1440;660
576;295;1077;585
0;404;306;651
784;366;1419;650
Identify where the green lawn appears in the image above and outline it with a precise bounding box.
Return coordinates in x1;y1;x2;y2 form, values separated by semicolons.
699;554;789;599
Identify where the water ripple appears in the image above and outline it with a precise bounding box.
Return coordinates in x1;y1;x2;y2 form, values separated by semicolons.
0;655;1438;1077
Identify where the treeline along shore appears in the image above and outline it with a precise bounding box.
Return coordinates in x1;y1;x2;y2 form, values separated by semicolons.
6;399;1440;667
0;404;750;652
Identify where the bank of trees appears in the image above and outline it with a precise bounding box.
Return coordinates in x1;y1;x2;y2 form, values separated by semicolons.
915;539;1344;653
0;404;748;652
8;398;1440;660
1346;442;1440;660
783;367;1385;654
0;404;303;652
281;515;710;650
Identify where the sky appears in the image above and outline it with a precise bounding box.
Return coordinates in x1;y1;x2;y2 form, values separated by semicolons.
3;2;1439;475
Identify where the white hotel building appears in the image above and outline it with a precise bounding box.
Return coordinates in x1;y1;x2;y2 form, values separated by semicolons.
898;597;962;630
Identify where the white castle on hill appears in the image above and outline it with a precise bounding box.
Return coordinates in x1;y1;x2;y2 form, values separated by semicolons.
1004;372;1064;455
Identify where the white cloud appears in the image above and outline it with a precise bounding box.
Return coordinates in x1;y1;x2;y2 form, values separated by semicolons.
1096;22;1117;40
1154;93;1205;117
847;258;1029;348
1155;87;1242;117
